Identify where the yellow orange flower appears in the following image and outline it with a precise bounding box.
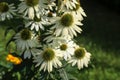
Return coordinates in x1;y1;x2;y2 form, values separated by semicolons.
6;54;22;65
6;54;14;61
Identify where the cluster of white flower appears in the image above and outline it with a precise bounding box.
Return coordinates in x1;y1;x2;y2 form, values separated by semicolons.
0;0;91;73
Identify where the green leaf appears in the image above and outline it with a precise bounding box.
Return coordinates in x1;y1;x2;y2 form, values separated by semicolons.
16;72;21;80
5;36;15;50
4;27;13;37
67;73;78;80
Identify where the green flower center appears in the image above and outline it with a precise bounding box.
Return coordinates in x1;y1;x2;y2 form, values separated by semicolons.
60;13;74;27
42;48;55;61
25;0;39;6
60;44;67;51
0;2;9;13
74;48;85;59
20;29;31;40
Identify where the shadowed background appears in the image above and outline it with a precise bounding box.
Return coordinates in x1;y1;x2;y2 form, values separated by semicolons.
80;0;120;50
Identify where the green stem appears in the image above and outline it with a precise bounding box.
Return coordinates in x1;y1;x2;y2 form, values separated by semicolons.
59;68;69;80
16;72;21;80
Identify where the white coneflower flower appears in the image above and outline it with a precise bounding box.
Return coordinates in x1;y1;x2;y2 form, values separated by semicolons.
61;0;78;10
25;16;47;31
32;0;55;10
0;2;16;21
40;0;56;10
43;11;57;23
43;30;66;43
18;0;42;19
51;12;83;38
56;40;77;61
44;32;58;43
33;45;62;72
68;47;91;70
71;3;87;21
21;48;40;59
14;29;38;51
